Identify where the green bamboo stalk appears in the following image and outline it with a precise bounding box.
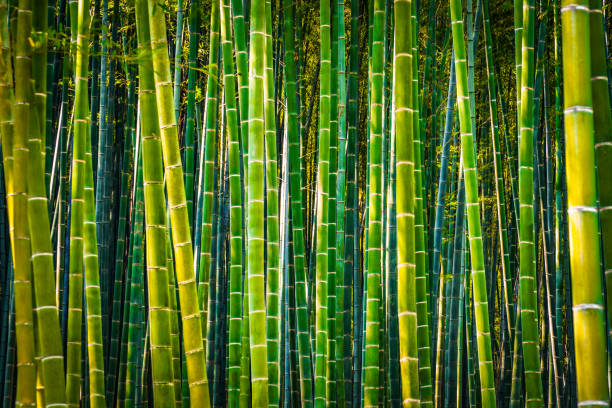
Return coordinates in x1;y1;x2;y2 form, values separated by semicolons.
65;0;91;405
263;0;281;402
240;275;251;408
83;119;107;408
514;0;523;131
197;0;220;357
282;0;314;403
346;0;360;401
42;1;54;189
509;306;523;408
449;0;496;404
481;0;513;340
173;0;184;123
204;84;222;388
327;1;339;403
231;0;249;169
116;171;135;407
552;0;564;397
362;0;384;405
9;0;37;406
94;0;111;340
135;2;178;404
165;227;182;407
561;0;610;404
0;0;13;233
394;0;420;404
455;260;466;407
108;39;137;399
183;0;199;222
517;0;544;403
123;147;144;407
431;51;456;346
314;0;331;404
246;0;269;405
219;0;244;403
22;3;68;406
335;0;347;402
411;0;433;403
145;1;210;405
589;0;612;346
445;160;466;408
464;242;478;408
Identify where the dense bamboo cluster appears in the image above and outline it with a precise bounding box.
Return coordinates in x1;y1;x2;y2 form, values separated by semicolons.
0;0;611;406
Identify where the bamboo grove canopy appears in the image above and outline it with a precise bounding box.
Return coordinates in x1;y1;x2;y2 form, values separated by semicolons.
0;0;611;406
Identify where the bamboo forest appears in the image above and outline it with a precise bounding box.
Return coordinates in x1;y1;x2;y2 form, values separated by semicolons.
1;0;612;405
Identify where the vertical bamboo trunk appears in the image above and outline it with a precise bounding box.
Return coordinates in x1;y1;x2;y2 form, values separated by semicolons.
517;0;544;404
165;228;183;407
183;0;199;222
327;3;339;401
411;0;433;402
219;0;244;403
362;0;384;405
314;0;331;405
394;0;420;405
589;0;612;346
172;0;184;123
65;0;91;405
449;0;497;404
24;3;67;406
145;1;210;406
264;0;281;403
346;0;360;402
246;0;270;406
561;0;610;405
231;0;249;168
198;0;220;351
135;1;178;404
481;0;513;340
0;0;13;236
282;0;314;404
335;0;348;403
12;0;37;405
83;120;107;408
